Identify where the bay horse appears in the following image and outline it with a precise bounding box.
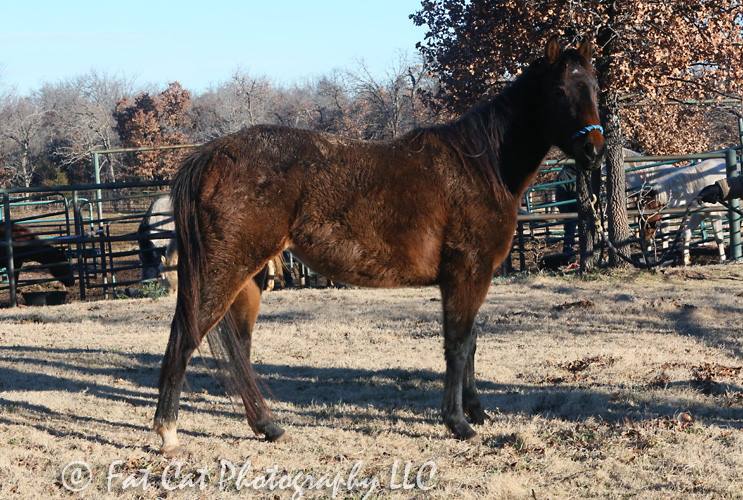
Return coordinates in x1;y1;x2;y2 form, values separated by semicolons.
0;225;75;288
154;37;605;454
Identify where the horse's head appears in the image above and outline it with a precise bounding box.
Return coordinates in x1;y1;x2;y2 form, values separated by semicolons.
51;262;76;287
538;37;605;171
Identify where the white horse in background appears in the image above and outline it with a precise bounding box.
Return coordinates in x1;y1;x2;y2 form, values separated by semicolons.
627;158;728;266
537;149;727;266
137;195;178;291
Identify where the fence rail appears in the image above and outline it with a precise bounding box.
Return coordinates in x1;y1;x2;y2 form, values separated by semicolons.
1;184;169;306
514;146;742;271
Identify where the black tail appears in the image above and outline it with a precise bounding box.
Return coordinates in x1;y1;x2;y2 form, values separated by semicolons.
204;310;272;432
164;148;269;433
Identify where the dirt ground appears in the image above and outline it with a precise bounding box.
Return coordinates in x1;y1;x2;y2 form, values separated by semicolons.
1;265;742;499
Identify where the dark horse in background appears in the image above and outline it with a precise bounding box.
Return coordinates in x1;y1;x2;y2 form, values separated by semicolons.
0;225;75;288
154;37;605;454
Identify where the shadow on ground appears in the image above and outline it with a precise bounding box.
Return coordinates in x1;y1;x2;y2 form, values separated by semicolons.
1;344;741;450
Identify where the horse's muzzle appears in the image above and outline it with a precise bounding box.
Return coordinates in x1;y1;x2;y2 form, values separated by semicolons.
574;134;605;171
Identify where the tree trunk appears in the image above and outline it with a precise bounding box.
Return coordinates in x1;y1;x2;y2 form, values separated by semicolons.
106;155;116;183
603;96;631;266
576;168;601;272
20;151;31;188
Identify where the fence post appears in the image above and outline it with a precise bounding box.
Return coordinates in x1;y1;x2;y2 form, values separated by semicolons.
93;151;104;228
99;226;109;299
726;148;741;261
517;221;526;271
72;192;87;300
3;194;17;307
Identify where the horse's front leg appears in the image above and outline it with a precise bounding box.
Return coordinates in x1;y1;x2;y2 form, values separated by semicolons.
440;266;490;440
682;227;692;266
463;337;488;424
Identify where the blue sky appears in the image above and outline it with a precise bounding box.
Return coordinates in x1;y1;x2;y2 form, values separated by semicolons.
1;0;426;93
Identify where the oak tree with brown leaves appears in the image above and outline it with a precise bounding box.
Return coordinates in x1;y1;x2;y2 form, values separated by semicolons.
113;82;192;180
412;0;743;268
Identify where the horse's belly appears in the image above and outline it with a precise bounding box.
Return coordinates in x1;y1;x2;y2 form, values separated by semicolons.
288;226;442;288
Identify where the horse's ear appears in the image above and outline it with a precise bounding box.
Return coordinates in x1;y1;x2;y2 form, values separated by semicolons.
545;36;562;64
577;38;593;61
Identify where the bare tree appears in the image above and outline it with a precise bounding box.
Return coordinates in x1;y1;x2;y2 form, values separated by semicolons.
347;56;434;140
271;84;317;129
40;71;133;182
0;94;47;187
308;72;353;134
191;70;274;141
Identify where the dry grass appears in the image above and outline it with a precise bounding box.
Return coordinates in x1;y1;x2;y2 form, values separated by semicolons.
1;265;743;498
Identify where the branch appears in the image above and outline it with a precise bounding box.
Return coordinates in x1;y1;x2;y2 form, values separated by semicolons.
665;76;741;100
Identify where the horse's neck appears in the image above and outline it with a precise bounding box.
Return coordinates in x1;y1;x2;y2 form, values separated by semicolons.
501;129;551;196
15;233;65;264
485;83;551;195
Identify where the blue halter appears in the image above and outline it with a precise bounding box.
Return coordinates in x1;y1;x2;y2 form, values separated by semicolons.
571;124;604;140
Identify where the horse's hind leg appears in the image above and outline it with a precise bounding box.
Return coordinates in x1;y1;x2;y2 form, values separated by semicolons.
154;265;257;455
154;307;203;456
230;278;285;441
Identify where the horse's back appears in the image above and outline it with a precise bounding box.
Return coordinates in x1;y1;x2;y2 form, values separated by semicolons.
145;196;175;238
657;159;725;207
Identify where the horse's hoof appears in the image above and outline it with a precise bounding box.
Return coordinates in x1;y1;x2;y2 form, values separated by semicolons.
160;445;182;458
154;422;180;456
262;423;287;443
446;419;477;440
465;405;489;425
